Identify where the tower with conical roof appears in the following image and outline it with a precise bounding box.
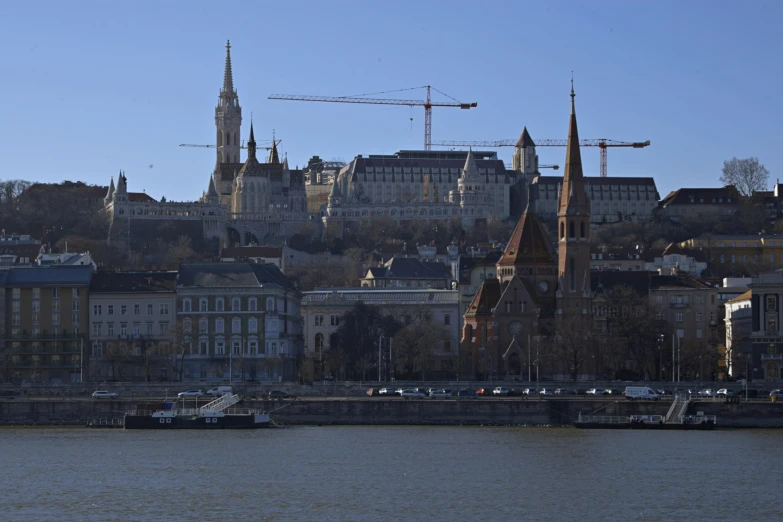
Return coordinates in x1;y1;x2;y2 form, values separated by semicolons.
512;127;538;176
103;176;115;206
556;82;591;321
215;40;242;166
458;149;494;227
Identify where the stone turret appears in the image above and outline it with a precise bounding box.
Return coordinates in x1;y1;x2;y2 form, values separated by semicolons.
104;177;115;206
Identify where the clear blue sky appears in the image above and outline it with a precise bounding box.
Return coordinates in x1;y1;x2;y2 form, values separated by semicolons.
1;1;781;202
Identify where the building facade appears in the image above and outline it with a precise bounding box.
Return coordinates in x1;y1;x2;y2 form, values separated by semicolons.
176;263;303;382
679;233;783;272
658;186;740;220
748;271;783;383
1;266;92;384
88;272;178;382
301;288;460;380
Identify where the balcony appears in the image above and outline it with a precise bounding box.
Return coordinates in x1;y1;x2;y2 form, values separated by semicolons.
761;354;783;361
669;303;688;309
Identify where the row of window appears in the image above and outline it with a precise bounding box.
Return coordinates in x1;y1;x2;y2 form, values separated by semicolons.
92;322;168;337
12;288;79;299
187;317;262;335
11;313;75;327
93;303;168;317
12;300;79;313
312;314;451;327
182;297;277;313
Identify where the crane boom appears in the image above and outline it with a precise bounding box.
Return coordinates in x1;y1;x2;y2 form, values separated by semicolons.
431;138;650;177
269;86;477;151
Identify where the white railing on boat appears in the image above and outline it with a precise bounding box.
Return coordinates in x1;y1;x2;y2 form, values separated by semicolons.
125;407;263;417
199;393;241;414
576;415;629;424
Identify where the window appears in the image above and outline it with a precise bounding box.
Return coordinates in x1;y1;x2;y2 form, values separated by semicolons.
248;340;258;354
32;314;39;326
134;304;140;315
314;315;324;326
121;305;127;316
569;221;575;238
675;312;683;322
160;323;168;336
12;288;20;299
215;340;225;355
232;298;241;311
710;312;716;323
580;221;585;239
731;255;736;263
232;318;241;333
52;313;60;326
696;313;702;322
249;298;257;312
133;323;140;336
52;288;60;299
569;257;576;292
108;305;114;316
183;299;192;312
199;298;208;312
32;288;40;299
160;304;169;315
696;329;703;339
443;340;452;352
72;300;79;313
267;298;274;311
12;314;20;326
73;288;80;298
146;322;153;335
444;314;451;326
120;323;127;336
147;304;153;315
215;318;224;334
767;296;777;311
768;318;778;333
232;340;241;354
248;317;258;334
108;323;114;336
216;299;224;312
93;305;102;316
330;315;340;326
199;318;208;334
656;312;664;321
199;339;209;355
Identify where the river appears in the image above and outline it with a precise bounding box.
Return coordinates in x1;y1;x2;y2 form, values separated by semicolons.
1;427;782;521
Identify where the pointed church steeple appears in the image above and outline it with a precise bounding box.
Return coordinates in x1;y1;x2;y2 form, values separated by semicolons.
222;40;234;95
462;148;478;179
268;131;280;164
104;176;115;205
558;80;589;215
205;174;219;204
247;119;257;160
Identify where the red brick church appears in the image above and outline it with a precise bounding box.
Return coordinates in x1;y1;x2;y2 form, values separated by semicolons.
462;84;593;380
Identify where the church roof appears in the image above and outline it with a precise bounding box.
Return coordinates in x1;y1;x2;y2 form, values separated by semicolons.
466;278;501;316
516;127;535;148
329;180;342;199
215;163;244;183
497;210;555;267
206;176;218;197
462;149;479;179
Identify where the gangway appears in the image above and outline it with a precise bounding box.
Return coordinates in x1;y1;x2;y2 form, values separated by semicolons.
665;393;691;424
199;394;241;414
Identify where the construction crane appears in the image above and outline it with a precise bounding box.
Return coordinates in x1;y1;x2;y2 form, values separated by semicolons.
179;140;281;151
269;86;477;151
432;138;650;177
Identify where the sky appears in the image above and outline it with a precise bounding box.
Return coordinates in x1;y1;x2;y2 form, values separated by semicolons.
1;1;781;202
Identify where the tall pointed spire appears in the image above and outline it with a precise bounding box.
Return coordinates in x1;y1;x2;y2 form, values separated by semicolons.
247;118;257;160
222;40;234;94
462;148;478;179
558;79;588;215
207;175;218;197
104;176;115;202
268;130;280;164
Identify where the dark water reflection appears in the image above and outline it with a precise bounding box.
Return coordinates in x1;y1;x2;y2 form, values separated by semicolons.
1;427;782;521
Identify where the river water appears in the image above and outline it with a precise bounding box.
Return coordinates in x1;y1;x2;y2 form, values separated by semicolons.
1;427;782;521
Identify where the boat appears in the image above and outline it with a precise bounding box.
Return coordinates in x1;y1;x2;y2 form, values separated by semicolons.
124;393;271;430
574;413;716;430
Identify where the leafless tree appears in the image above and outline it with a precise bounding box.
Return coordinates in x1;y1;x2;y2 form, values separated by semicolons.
721;157;769;197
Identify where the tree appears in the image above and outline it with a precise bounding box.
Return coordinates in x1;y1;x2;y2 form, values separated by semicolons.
552;316;594;381
720;157;769;197
392;319;452;380
331;302;399;380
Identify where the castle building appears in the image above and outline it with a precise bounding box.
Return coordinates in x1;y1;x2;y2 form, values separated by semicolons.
323;149;505;234
461;84;593;379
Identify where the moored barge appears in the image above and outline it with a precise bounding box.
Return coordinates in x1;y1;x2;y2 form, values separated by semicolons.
124;393;270;429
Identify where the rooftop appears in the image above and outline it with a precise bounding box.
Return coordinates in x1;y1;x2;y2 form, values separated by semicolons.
177;262;296;291
90;271;177;293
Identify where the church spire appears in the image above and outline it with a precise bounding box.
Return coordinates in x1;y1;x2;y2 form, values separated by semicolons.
558;79;588;215
247;119;257;160
222;40;234;95
462;148;478;179
268;130;280;164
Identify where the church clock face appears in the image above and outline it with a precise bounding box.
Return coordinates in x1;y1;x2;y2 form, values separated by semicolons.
539;281;549;293
508;321;523;336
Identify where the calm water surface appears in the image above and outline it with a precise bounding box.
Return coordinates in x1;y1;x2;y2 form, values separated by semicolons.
1;427;782;521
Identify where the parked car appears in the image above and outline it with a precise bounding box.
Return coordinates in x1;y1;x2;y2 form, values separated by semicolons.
770;389;783;399
539;389;553;396
697;389;714;397
430;389;453;399
493;387;510;396
602;389;620;395
378;388;396;396
366;388;380;397
457;389;478;398
92;390;119;399
322;375;335;382
206;386;233;396
476;388;493;396
554;388;576;395
268;390;295;399
507;388;523;397
177;390;203;398
400;389;426;398
523;388;537;396
585;388;601;395
716;389;735;397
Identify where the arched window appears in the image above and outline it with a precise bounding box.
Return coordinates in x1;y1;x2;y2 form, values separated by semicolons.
232;298;240;311
225;132;231;147
267;298;274;312
248;298;257;312
198;318;208;334
199;298;208;312
215;318;224;334
580;221;585;238
183;319;192;334
217;129;222;147
216;298;224;312
248;317;258;333
315;333;324;353
560;222;565;240
569;221;575;238
232;317;241;333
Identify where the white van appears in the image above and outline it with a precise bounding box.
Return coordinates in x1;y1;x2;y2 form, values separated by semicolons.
206;386;233;397
624;386;660;401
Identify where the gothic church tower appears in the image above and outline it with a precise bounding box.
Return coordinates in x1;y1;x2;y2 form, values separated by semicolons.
556;83;592;321
215;41;242;167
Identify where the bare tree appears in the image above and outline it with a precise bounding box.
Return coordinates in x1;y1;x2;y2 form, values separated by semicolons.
721;157;769;197
552;316;594;381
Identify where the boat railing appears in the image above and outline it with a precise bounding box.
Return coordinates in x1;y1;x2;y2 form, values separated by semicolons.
680;414;717;425
576;415;629;424
126;407;266;416
199;393;241;414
